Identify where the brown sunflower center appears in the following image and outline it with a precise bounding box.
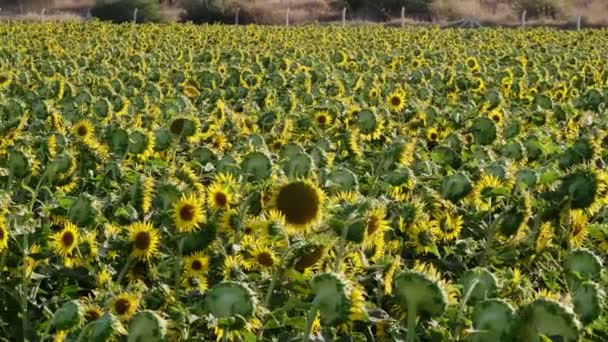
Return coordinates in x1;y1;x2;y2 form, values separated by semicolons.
77;125;88;137
492;115;501;123
191;259;203;271
367;216;380;235
134;231;151;250
294;246;325;273
0;228;4;240
317;115;327;125
214;192;228;207
257;252;274;267
391;96;401;107
114;298;131;315
276;182;320;226
179;204;196;222
0;76;7;84
430;133;438;140
61;231;75;247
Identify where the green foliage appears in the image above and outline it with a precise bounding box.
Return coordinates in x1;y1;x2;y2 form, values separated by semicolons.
91;0;165;23
180;0;239;24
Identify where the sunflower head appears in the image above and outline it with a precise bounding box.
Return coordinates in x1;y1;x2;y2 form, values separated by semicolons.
129;221;160;260
183;251;210;278
52;222;80;258
314;110;333;129
172;194;205;233
272;180;324;232
73;120;94;140
111;293;139;321
387;90;406;112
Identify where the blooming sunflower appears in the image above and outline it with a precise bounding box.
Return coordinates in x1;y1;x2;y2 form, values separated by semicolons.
72;120;94;141
110;293;139;321
183;251;210;279
245;244;278;272
128;221;160;260
83;303;104;323
0;72;12;88
172;194;205;233
207;182;232;211
51;222;80;258
409;222;438;255
569;210;588;247
271;179;325;233
433;212;463;242
313;110;333;129
386;90;406;112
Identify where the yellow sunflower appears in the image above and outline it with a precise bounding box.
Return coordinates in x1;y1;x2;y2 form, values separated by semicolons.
207;182;233;211
183;251;210;278
246;244;278;271
313;110;333;129
83;303;104;323
72;120;94;141
386;90;406;112
128;221;160;260
0;72;12;88
110;292;139;321
426;127;440;143
172;193;205;233
569;210;588;247
433;212;464;242
51;222;79;258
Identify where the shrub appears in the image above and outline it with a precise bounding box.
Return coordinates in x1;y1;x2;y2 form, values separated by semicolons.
91;0;165;23
180;0;239;24
513;0;560;19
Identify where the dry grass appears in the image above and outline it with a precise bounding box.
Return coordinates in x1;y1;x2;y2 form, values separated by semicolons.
7;11;84;22
236;0;337;25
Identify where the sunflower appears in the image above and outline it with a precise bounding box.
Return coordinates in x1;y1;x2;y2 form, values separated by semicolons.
366;207;389;237
589;225;608;254
272;179;325;232
433;212;463;242
73;120;94;141
386;90;406;112
207;182;233;211
469;174;506;211
246;244;278;271
183;84;200;98
128;221;160;260
426;127;440;143
0;72;12;88
0;216;8;251
314;110;333;129
465;57;480;72
51;222;80;258
172;194;205;233
489;110;503;125
222;254;245;280
409;222;438;255
183;251;210;278
569;210;588;247
535;222;554;252
83;303;104;323
110;293;139;321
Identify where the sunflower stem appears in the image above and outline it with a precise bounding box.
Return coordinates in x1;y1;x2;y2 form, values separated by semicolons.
453;279;479;340
117;255;134;284
333;223;350;272
406;301;418;342
301;299;320;342
21;232;29;341
174;237;185;294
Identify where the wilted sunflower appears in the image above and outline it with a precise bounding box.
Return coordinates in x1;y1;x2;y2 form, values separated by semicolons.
128;221;160;260
272;180;325;232
51;222;80;258
172;194;205;233
433;212;463;242
568;210;588;247
83;303;104;323
110;293;139;321
183;251;210;278
409;222;438;255
72;120;94;141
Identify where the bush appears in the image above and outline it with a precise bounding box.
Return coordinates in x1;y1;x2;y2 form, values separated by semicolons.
513;0;560;19
332;0;432;21
180;0;239;24
91;0;165;23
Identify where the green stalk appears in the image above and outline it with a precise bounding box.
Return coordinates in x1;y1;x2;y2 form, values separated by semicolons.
406;302;418;342
117;255;134;284
333;223;350;272
174;237;185;294
301;300;320;342
453;279;479;340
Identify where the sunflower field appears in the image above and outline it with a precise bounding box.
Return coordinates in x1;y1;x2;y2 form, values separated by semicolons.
1;21;608;342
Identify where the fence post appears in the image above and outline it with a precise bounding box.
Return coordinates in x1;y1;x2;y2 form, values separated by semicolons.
576;15;582;30
235;8;240;25
401;6;405;27
521;10;526;27
133;8;138;23
342;7;347;26
41;8;45;21
286;8;290;26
